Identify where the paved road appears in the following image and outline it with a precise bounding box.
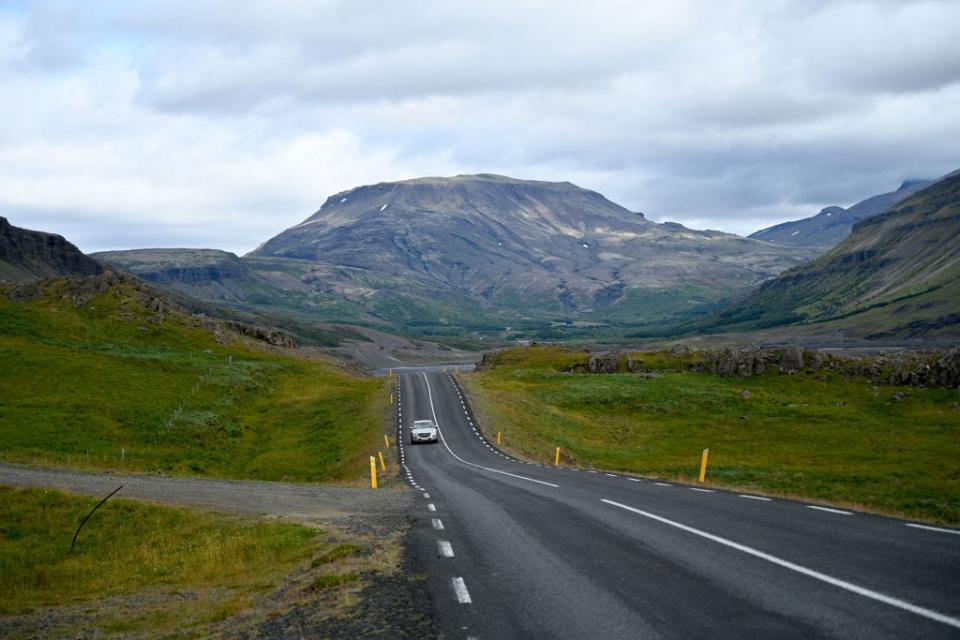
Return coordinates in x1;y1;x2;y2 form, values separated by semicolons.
397;370;960;639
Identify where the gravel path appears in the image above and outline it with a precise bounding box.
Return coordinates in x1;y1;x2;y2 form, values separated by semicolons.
0;463;410;536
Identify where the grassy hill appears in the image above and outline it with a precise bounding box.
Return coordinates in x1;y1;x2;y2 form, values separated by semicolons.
463;346;960;524
0;273;387;482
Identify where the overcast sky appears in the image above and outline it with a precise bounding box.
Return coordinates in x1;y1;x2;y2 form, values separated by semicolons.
1;0;958;254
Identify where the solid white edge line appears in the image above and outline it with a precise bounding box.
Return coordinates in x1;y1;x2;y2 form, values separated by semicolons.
807;505;853;516
602;498;960;630
452;577;472;603
421;372;558;488
739;494;771;501
432;518;444;530
905;523;960;535
438;540;455;557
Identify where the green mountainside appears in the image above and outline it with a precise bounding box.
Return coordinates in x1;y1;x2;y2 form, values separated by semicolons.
700;173;960;338
748;177;943;250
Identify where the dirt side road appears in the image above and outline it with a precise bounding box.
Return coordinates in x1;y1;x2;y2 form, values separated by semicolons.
0;463;410;536
0;464;439;639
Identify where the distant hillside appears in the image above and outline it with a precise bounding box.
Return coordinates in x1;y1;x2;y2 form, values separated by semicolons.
99;174;815;338
748;173;956;250
703;173;960;338
0;216;102;281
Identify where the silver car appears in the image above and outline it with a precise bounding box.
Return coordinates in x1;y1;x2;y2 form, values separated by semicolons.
410;419;439;444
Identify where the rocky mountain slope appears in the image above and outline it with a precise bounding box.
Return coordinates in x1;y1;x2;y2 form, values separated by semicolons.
0;217;103;281
702;173;960;338
749;170;959;250
101;174;815;337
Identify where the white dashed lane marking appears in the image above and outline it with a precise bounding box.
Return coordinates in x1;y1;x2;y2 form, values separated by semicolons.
423;492;431;499
739;494;771;501
432;518;444;530
452;577;472;603
438;540;455;557
654;482;672;487
427;503;437;512
690;487;715;493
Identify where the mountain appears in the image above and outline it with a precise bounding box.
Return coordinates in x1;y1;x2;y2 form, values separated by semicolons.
99;174;816;337
748;174;954;250
702;173;960;338
0;216;103;281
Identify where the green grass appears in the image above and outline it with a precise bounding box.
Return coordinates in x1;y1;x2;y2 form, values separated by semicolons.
466;346;960;524
0;486;322;629
0;278;387;482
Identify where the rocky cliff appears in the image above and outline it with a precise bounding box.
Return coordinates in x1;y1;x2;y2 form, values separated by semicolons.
0;216;103;282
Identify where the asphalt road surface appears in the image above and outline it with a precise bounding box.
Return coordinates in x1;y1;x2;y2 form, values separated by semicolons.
397;369;960;640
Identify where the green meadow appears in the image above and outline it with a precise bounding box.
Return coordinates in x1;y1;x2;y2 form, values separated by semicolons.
0;486;367;635
465;346;960;524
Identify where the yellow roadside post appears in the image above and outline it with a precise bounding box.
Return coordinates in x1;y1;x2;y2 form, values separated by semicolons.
497;431;501;445
390;393;394;405
554;447;560;466
379;451;387;471
370;456;378;489
699;448;710;483
384;433;390;448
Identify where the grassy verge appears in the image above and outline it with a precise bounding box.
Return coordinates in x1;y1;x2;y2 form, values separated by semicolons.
0;486;375;635
464;346;960;524
0;278;388;482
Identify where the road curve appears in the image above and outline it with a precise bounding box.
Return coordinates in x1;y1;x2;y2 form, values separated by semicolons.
397;369;960;639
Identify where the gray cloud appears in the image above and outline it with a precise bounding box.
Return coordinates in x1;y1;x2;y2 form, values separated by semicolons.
0;0;958;253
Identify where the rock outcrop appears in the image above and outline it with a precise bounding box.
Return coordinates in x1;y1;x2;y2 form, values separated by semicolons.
552;344;960;389
0;216;103;282
684;345;960;388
